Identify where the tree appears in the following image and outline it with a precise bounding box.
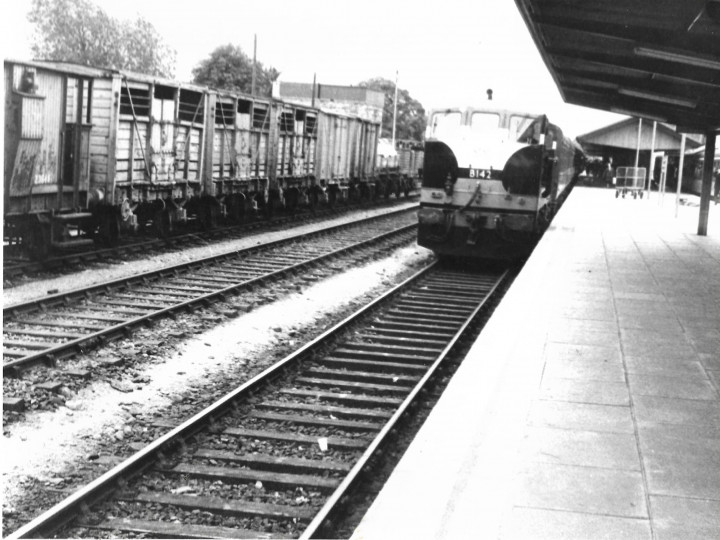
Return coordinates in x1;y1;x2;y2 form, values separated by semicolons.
191;44;280;97
28;0;176;77
359;78;426;141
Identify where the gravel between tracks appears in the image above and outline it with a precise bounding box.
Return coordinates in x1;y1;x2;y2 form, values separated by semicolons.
2;242;434;533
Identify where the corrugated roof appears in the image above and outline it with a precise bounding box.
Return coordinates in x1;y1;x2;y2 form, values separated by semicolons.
514;0;720;133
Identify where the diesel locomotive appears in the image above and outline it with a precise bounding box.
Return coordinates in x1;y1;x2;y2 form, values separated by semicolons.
4;59;421;259
418;105;583;260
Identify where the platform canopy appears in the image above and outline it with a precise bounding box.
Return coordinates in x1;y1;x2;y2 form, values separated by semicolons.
514;0;720;134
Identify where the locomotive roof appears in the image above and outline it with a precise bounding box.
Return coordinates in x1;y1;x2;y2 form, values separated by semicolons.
429;106;544;118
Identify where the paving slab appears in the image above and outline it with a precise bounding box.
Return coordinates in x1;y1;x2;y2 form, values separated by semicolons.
501;507;652;540
650;495;720;540
628;373;716;400
638;423;720;500
522;426;641;470
514;462;647;518
538;378;630;406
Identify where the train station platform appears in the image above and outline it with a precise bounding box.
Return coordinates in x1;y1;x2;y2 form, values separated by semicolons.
353;187;720;539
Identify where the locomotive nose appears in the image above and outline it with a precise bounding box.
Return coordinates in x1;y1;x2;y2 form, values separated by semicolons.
422;141;458;191
501;145;548;196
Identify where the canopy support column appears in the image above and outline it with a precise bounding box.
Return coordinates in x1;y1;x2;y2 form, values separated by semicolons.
698;131;716;236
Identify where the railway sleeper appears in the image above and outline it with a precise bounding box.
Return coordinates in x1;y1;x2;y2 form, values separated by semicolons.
354;332;447;346
397;299;475;313
84;517;283;540
423;275;498;287
331;348;435;363
223;427;367;450
75;306;148;317
278;388;402;407
192;448;352;475
2;339;64;350
124;288;193;300
318;357;429;374
249;411;381;431
369;320;457;334
3;328;85;339
257;400;394;421
13;319;102;330
95;299;172;310
294;376;409;395
306;367;421;386
123;490;317;522
341;341;443;356
391;305;470;319
404;291;481;304
383;311;465;325
422;276;497;288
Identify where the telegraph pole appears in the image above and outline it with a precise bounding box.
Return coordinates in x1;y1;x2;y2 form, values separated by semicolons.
391;70;398;146
251;34;257;96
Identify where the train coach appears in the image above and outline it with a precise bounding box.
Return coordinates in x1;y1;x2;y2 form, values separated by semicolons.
4;59;401;259
418;105;583;260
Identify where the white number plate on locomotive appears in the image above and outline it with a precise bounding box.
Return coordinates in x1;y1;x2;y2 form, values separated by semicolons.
467;168;492;179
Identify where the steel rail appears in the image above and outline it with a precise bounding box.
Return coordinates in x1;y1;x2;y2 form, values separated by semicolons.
3;197;419;281
300;268;509;538
3;215;418;375
7;260;442;539
4;206;417;318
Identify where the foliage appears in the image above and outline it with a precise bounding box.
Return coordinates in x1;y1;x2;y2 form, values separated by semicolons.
28;0;176;77
191;44;280;97
359;77;426;141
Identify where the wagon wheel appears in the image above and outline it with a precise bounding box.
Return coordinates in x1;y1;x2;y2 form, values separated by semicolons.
226;194;246;223
308;186;321;209
97;213;121;246
285;188;299;213
199;202;219;230
26;224;51;261
153;208;172;238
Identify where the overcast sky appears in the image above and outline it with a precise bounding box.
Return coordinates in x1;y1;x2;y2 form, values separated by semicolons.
2;0;624;137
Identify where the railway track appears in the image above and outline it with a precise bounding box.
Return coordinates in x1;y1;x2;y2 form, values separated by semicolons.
3;196;418;283
7;261;508;539
3;208;418;377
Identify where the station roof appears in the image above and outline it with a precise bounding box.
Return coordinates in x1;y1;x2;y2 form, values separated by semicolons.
514;0;720;134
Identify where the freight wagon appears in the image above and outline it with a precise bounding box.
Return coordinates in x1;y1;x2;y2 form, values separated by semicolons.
4;59;388;259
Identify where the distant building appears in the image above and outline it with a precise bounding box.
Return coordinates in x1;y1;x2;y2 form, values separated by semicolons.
577;118;702;191
273;81;385;124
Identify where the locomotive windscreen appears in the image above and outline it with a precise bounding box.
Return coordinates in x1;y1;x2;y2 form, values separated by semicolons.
422;141;458;189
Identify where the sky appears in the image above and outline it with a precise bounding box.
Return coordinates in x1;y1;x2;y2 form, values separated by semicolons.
1;0;625;138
